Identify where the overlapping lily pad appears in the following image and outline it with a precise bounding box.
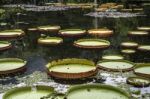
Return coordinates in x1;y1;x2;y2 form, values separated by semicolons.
74;39;110;49
46;58;97;79
97;60;134;72
0;58;27;75
66;84;131;99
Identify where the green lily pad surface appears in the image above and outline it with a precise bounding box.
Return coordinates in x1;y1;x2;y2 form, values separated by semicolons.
0;41;11;50
0;29;24;38
38;37;63;45
128;31;148;36
47;58;97;79
102;55;124;60
121;49;136;54
66;84;130;99
3;86;55;99
74;39;110;49
134;64;150;77
127;77;150;87
137;27;150;31
59;29;86;35
138;45;150;51
121;42;138;48
97;60;134;71
0;58;26;74
38;25;60;31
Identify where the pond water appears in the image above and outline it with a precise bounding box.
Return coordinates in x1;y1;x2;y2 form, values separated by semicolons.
0;8;150;99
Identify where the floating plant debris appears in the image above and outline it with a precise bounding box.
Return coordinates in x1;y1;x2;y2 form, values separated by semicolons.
85;11;145;18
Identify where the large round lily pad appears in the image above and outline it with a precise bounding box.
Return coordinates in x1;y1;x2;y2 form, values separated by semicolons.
0;41;12;51
97;60;134;72
128;31;149;36
134;63;150;78
38;37;63;46
127;77;150;87
46;58;98;79
137;45;150;52
0;29;25;39
37;25;61;32
121;49;136;54
102;55;124;60
3;86;56;99
137;26;150;31
121;42;138;49
66;84;131;99
59;29;86;37
74;39;110;49
0;58;27;75
88;29;113;37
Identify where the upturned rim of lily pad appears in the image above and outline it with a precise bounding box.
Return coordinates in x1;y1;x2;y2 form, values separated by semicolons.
46;58;98;79
0;58;27;75
88;28;113;37
74;39;110;49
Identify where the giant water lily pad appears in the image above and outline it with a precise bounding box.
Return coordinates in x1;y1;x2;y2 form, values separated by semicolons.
137;26;150;31
66;84;131;99
38;37;63;46
121;42;138;49
88;29;113;37
128;31;148;36
46;58;97;79
134;64;150;78
127;77;150;87
138;45;150;51
0;58;27;75
3;86;57;99
74;39;110;49
0;29;25;39
102;55;124;60
0;41;12;51
121;49;136;54
97;60;134;72
59;29;86;37
38;25;61;32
